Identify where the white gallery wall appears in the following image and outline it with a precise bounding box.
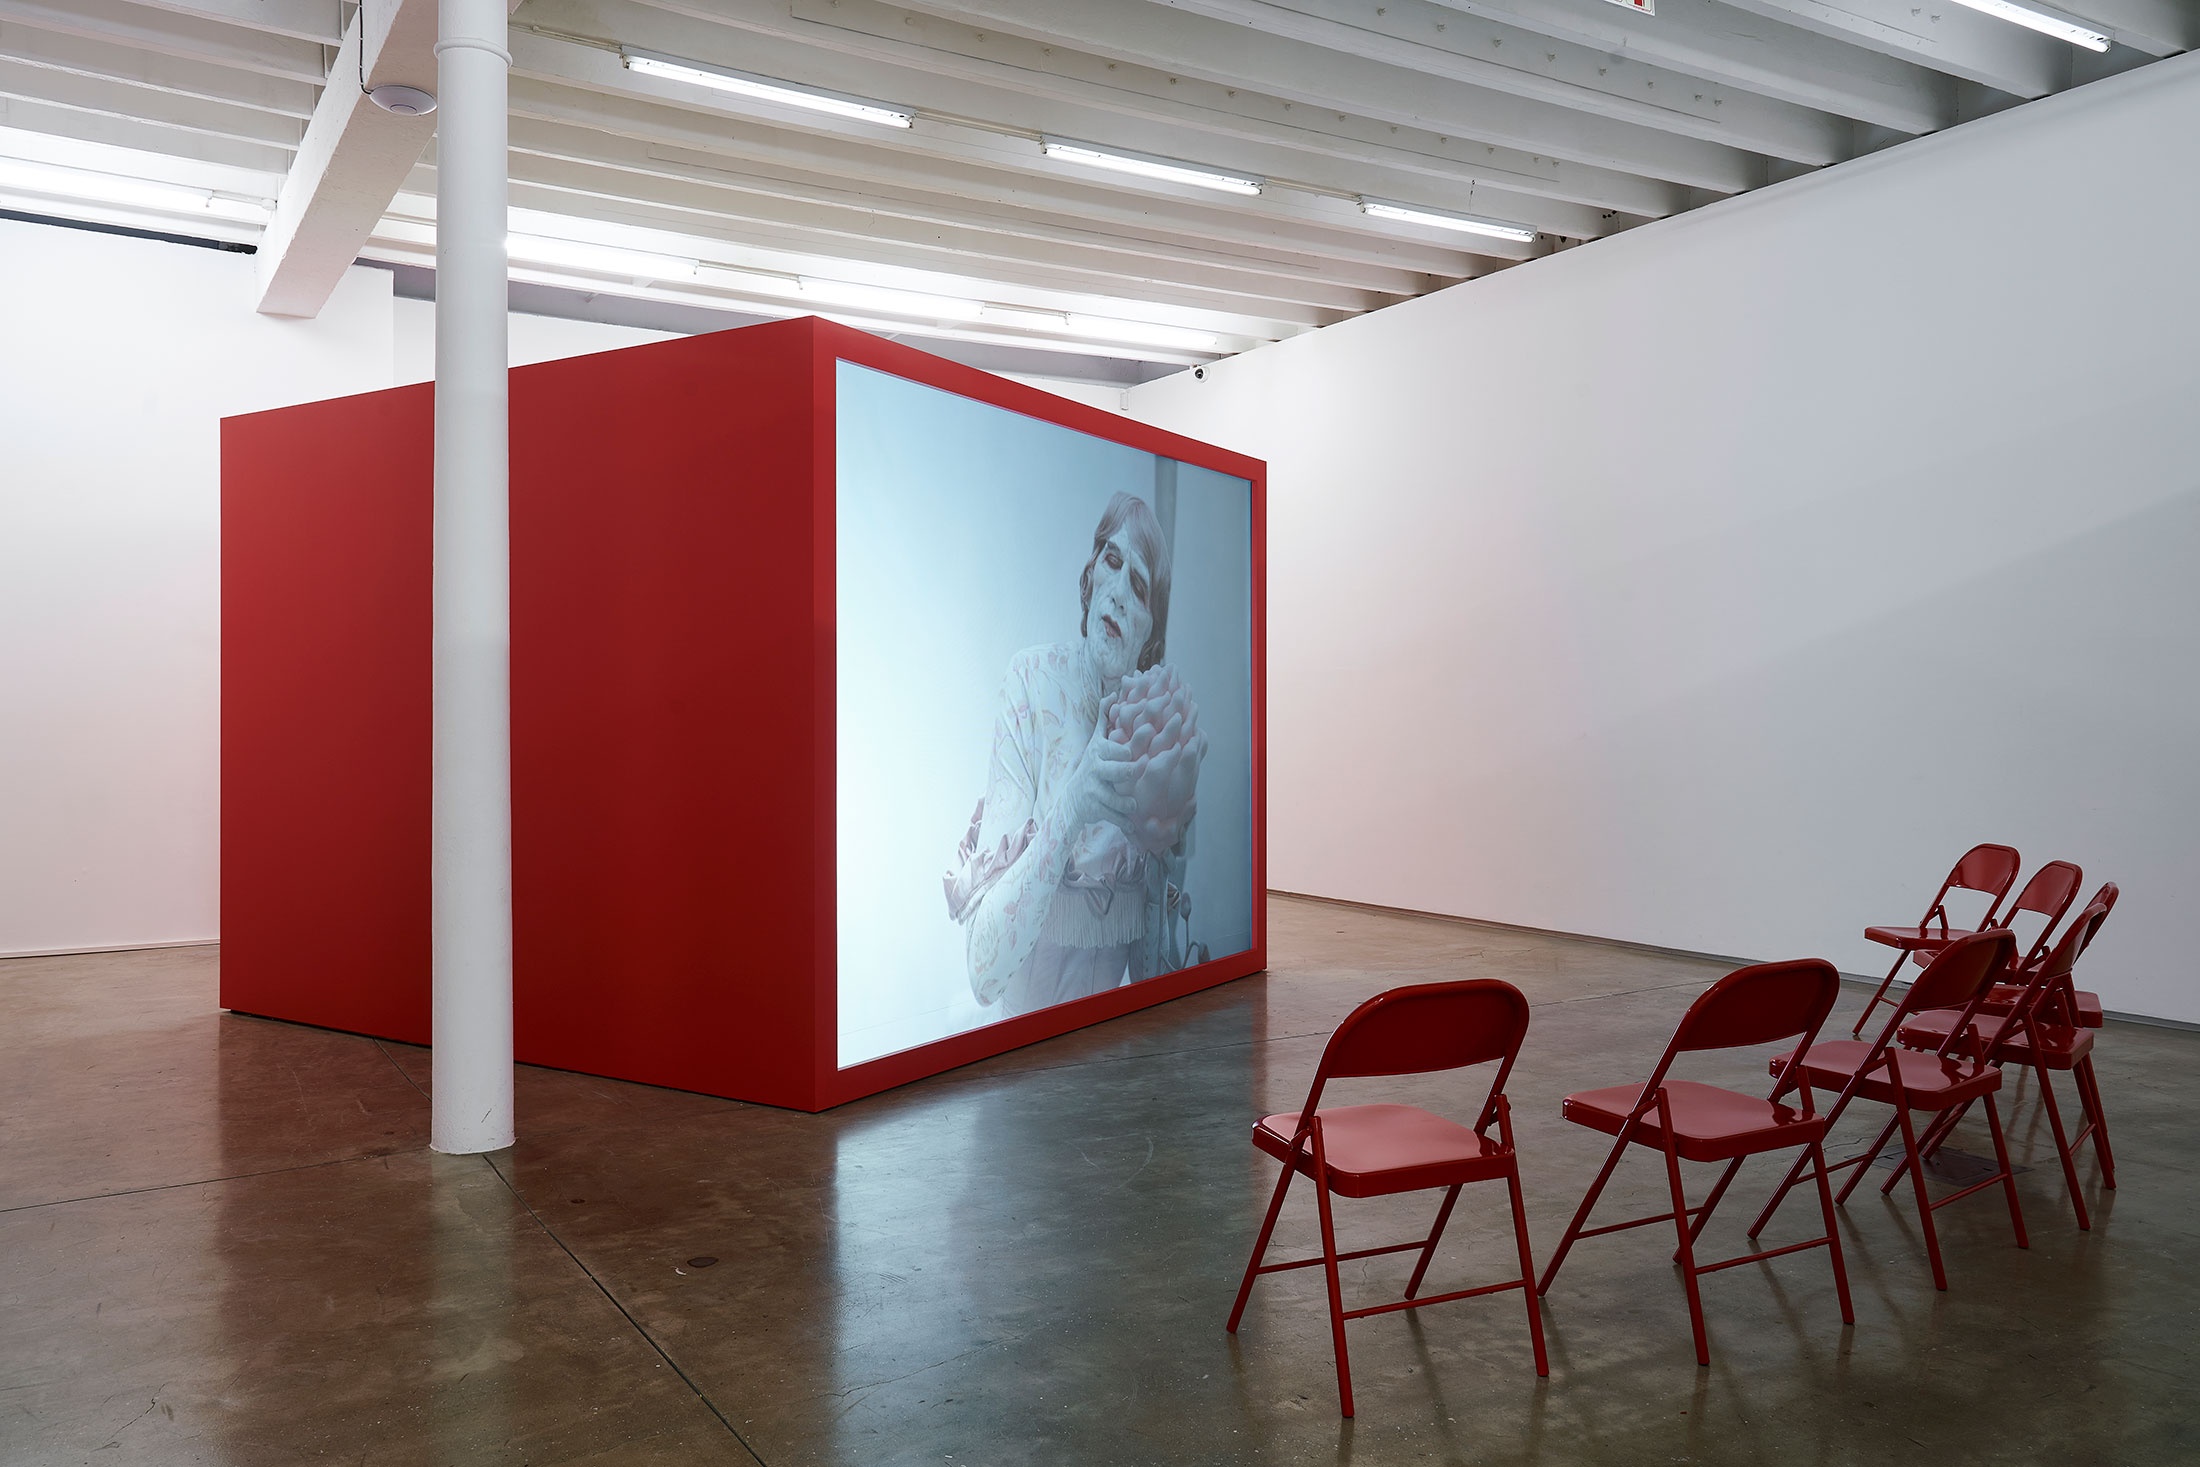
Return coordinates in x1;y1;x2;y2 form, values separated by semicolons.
0;221;394;957
1128;55;2200;1023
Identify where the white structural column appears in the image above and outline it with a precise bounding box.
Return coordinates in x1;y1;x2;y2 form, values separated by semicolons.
430;0;515;1156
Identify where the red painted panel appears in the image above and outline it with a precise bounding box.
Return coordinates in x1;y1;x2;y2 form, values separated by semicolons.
509;319;821;1109
220;386;434;1043
221;316;1265;1112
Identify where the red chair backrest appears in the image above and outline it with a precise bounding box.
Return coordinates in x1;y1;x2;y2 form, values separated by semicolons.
1931;843;2022;925
1290;980;1533;1138
1317;980;1530;1081
2010;860;2084;919
1899;928;2017;1019
2008;894;2112;1033
2005;860;2083;966
2080;883;2119;956
1670;959;1842;1054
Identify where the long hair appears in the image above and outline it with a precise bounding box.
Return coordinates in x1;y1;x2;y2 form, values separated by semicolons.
1078;491;1172;671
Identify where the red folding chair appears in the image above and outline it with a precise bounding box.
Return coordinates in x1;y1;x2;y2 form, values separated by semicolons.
1537;960;1852;1367
1894;896;2117;1229
1747;929;2023;1290
1227;980;1547;1417
1980;881;2117;1029
1914;859;2080;978
1853;843;2021;1036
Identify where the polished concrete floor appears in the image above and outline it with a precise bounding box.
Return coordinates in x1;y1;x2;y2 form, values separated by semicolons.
3;896;2194;1466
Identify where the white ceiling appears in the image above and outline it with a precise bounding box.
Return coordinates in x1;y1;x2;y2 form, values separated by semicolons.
0;0;2189;379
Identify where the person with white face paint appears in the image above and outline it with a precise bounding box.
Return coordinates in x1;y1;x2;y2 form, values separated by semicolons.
945;491;1205;1016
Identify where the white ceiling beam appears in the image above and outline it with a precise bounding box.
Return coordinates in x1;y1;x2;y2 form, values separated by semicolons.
2050;0;2199;54
0;25;319;118
0;56;301;148
1137;0;1859;163
0;0;329;83
377;183;1325;341
369;234;1244;364
527;0;1673;221
499;134;1463;306
0;116;275;234
1417;0;1958;132
255;0;529;315
491;148;1408;315
505;42;1550;263
510;29;1619;246
0;118;283;190
504;96;1494;290
819;0;1767;189
1712;0;2072;98
114;0;343;45
0;91;293;168
253;4;435;315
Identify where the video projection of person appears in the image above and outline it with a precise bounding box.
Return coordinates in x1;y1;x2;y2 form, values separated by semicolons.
835;362;1254;1069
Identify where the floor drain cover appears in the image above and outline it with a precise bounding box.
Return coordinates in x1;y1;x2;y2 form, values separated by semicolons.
687;1256;719;1269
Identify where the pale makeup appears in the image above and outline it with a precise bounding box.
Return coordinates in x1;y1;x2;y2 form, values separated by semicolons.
1082;531;1153;685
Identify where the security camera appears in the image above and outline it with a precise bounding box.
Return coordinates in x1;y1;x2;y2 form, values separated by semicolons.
1192;366;1206;381
368;84;437;116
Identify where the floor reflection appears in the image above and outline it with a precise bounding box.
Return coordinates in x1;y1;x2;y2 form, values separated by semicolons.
7;901;2194;1465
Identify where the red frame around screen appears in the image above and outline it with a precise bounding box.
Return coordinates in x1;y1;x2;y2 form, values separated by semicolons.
221;317;1265;1112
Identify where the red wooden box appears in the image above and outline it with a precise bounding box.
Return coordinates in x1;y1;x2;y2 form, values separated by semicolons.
222;317;1266;1110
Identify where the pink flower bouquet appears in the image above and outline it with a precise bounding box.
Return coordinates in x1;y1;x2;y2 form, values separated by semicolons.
1105;665;1207;853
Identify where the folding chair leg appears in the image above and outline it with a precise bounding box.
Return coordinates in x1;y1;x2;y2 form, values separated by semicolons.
1883;1092;1980;1198
2077;1057;2117;1188
1881;1110;1946;1197
1853;950;1910;1037
1686;1157;1746;1248
1746;1135;1820;1238
1502;1164;1551;1377
1837;1114;1902;1204
1753;1064;1867;1236
1404;1185;1462;1300
1892;1092;1950;1291
1227;1155;1298;1333
2034;1068;2092;1231
1656;1090;1711;1367
1309;1130;1354;1418
1918;1097;1973;1164
1539;1125;1634;1295
1807;1138;1855;1325
1982;1092;2027;1250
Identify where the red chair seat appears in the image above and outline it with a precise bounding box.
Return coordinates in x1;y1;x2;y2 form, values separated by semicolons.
1772;1039;2001;1109
1865;924;1959;951
1561;1079;1829;1164
1254;1104;1512;1198
1898;1010;2095;1069
1983;983;2104;1027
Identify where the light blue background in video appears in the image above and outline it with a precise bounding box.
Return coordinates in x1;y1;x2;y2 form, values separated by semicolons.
836;360;1253;1067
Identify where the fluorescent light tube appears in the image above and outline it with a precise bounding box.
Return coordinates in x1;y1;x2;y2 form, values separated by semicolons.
980;305;1072;331
508;234;697;280
1359;199;1536;244
798;278;983;320
1040;140;1261;196
1945;0;2109;47
0;156;268;221
693;263;803;297
624;52;914;128
1064;316;1221;352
